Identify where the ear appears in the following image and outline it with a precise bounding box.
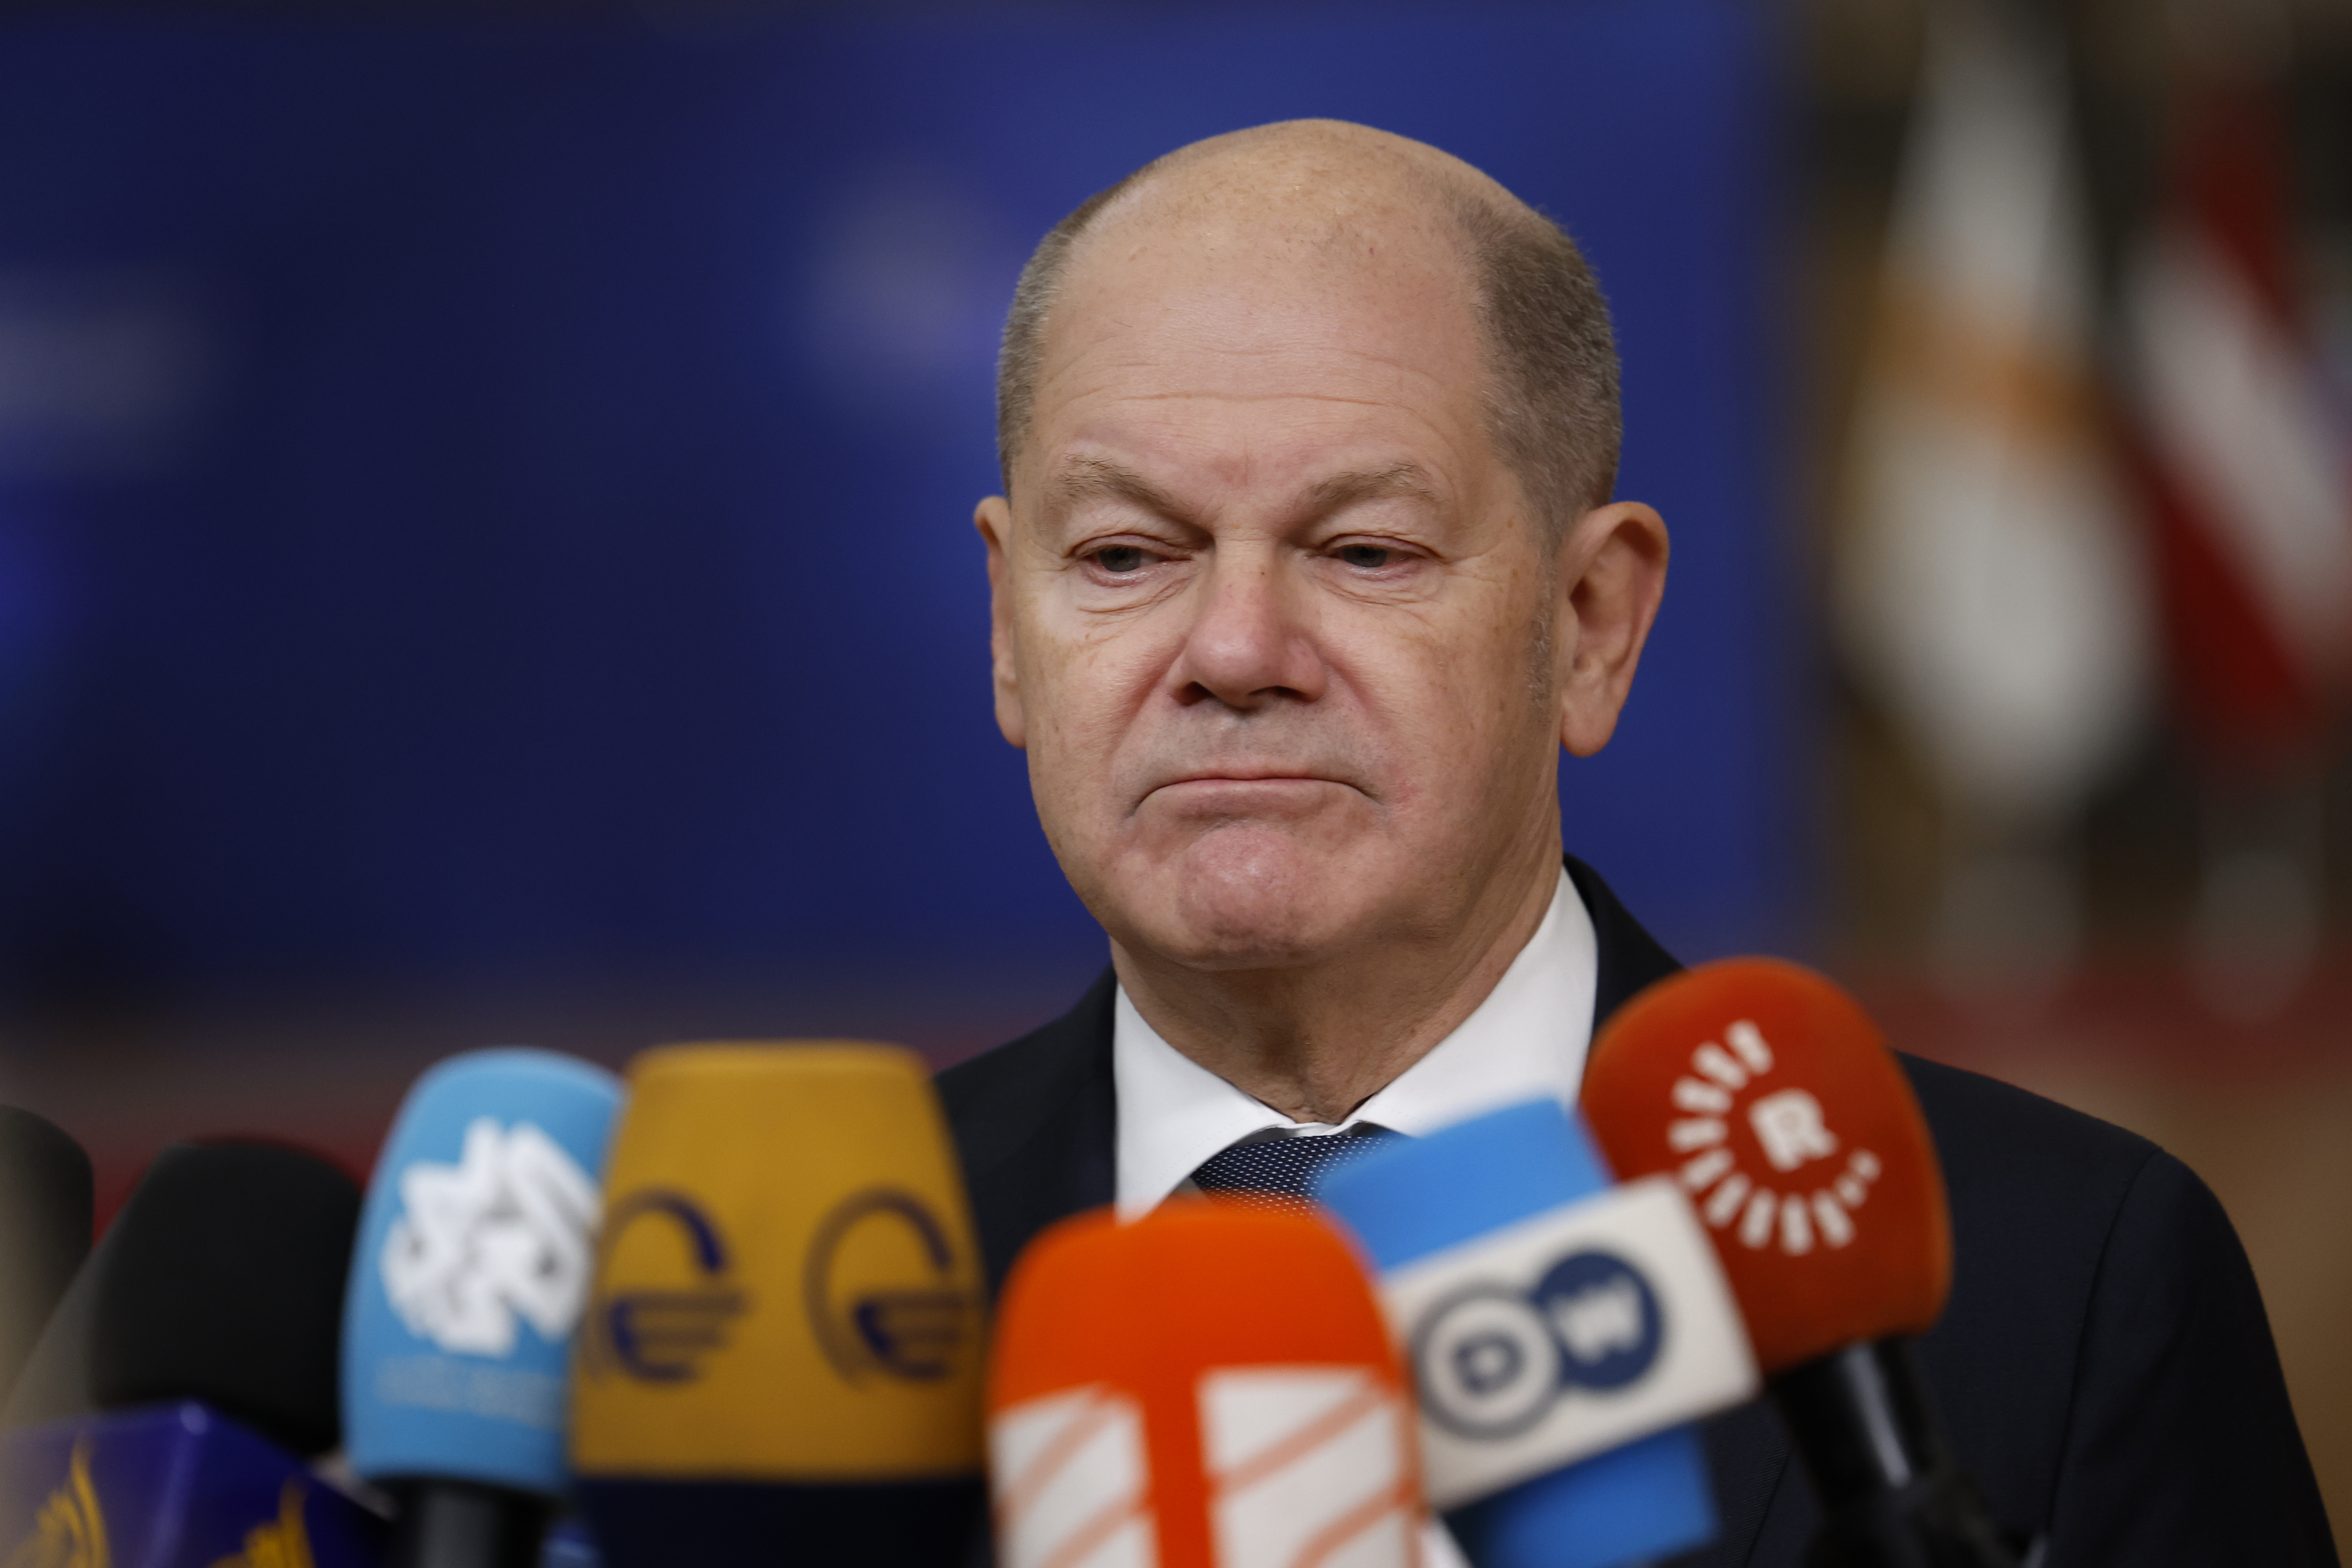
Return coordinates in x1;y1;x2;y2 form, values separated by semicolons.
975;494;1028;749
1552;500;1670;757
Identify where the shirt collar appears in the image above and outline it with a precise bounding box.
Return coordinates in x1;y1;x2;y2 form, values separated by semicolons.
1112;867;1598;1217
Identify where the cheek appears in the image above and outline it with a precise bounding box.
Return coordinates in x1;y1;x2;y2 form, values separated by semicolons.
1343;613;1534;767
1017;619;1164;797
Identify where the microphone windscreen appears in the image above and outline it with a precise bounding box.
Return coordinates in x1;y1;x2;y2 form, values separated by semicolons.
343;1046;622;1497
0;1402;390;1567
987;1201;1421;1568
570;1042;986;1566
0;1107;92;1403
4;1141;360;1458
1317;1101;1740;1568
1580;958;1952;1373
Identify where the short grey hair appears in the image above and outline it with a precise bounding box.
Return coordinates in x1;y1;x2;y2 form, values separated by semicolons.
993;163;1622;541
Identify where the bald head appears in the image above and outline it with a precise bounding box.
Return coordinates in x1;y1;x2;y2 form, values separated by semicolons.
994;120;1620;539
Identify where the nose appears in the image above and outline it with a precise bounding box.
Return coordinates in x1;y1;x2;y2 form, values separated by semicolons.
1166;547;1328;711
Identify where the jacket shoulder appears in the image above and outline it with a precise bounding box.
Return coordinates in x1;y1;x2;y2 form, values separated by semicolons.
1722;1055;2333;1566
1900;1051;2159;1225
936;973;1110;1169
936;970;1119;1296
1899;1051;2162;1431
1897;1055;2330;1561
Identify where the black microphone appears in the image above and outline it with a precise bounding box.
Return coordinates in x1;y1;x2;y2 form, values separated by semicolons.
0;1140;388;1566
0;1106;92;1405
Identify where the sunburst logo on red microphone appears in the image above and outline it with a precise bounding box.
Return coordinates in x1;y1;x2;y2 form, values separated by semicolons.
1659;1021;1884;1257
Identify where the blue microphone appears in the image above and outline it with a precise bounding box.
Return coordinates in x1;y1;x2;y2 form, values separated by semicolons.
1316;1099;1757;1568
343;1049;623;1568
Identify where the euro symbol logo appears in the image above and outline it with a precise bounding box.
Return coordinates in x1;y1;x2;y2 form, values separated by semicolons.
585;1190;747;1384
803;1188;973;1384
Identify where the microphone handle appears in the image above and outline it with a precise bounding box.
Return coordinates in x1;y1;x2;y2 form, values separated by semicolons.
386;1479;549;1568
1769;1340;2026;1568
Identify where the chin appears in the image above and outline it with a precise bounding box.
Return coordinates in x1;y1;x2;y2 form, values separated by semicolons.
1135;824;1380;971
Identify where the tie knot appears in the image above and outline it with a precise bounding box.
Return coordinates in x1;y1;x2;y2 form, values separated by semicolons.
1189;1128;1399;1214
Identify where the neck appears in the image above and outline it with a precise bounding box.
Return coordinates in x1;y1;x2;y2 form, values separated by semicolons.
1111;836;1564;1124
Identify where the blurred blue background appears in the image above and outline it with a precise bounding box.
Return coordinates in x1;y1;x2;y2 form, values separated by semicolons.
0;0;1792;1028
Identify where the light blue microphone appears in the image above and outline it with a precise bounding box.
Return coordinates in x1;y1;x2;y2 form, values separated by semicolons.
1318;1099;1753;1568
343;1048;623;1568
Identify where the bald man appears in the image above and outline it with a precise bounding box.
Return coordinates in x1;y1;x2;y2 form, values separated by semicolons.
940;123;2333;1566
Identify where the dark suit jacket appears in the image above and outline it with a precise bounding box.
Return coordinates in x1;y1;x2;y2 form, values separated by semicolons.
938;857;2338;1565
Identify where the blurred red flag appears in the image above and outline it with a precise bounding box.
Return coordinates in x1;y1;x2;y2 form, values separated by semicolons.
2124;69;2352;774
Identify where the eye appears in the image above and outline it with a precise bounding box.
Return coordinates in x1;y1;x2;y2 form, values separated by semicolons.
1335;543;1397;571
1088;545;1153;575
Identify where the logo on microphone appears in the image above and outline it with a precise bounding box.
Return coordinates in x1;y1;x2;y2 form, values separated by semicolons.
10;1438;108;1568
380;1117;600;1357
1410;1249;1663;1439
1201;1368;1418;1568
803;1188;975;1384
582;1189;748;1384
990;1386;1153;1568
1663;1021;1884;1257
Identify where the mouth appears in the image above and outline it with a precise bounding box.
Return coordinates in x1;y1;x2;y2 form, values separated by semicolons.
1139;772;1361;813
1157;768;1341;787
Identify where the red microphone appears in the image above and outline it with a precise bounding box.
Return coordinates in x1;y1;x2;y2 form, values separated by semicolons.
1582;959;2025;1568
986;1201;1425;1568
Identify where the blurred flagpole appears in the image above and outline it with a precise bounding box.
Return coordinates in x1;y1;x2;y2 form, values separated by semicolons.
1837;0;2150;1001
2120;0;2352;1020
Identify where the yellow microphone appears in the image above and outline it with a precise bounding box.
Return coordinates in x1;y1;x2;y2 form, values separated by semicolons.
569;1042;986;1566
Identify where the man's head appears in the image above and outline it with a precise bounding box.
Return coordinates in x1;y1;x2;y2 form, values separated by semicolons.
975;120;1667;982
998;123;1622;548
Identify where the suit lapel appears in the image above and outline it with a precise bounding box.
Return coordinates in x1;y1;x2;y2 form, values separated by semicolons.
1566;852;1683;1031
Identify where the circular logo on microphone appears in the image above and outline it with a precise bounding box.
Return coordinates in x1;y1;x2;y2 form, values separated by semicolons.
803;1187;976;1384
583;1188;749;1384
1660;1019;1886;1257
1530;1251;1661;1390
1411;1250;1663;1438
1413;1287;1562;1438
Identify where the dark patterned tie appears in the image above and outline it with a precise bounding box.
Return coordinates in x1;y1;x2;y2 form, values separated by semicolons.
1189;1126;1400;1213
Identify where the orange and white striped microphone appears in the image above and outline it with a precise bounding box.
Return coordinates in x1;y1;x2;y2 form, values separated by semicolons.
987;1201;1423;1568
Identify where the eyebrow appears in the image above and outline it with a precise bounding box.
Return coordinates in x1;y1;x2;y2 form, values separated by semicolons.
1300;462;1440;513
1044;456;1440;524
1046;456;1187;519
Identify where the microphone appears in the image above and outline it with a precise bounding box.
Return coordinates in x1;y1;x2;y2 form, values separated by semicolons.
0;1139;388;1566
0;1106;92;1404
1579;958;2024;1567
1316;1100;1755;1568
6;1139;360;1450
569;1042;987;1567
987;1199;1423;1568
343;1047;622;1568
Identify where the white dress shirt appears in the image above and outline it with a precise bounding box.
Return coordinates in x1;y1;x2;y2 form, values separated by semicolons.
1112;867;1599;1217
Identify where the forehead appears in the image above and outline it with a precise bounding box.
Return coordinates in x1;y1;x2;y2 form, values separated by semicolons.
1025;194;1494;492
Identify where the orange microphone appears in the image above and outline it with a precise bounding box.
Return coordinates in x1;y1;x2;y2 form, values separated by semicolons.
987;1201;1424;1568
1581;959;2025;1568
